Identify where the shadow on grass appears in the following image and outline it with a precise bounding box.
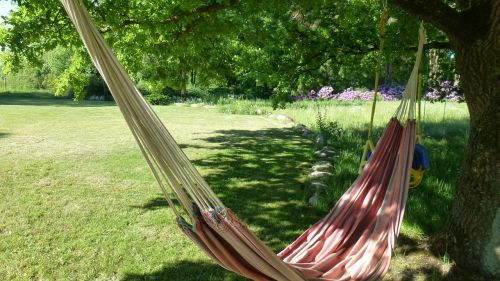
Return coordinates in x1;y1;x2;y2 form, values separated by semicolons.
122;260;245;281
184;128;323;250
0;92;116;107
387;262;487;281
131;197;170;210
119;236;482;281
134;127;322;251
120;241;482;281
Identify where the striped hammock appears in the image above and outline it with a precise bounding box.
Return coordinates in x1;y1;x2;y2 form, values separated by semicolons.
60;0;425;280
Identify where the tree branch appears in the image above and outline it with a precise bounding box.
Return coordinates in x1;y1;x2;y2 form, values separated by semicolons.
424;40;452;50
99;0;239;33
413;41;452;51
388;0;463;41
172;15;210;39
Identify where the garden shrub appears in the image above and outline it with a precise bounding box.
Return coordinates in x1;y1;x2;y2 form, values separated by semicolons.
291;82;463;102
85;74;112;100
425;80;464;102
145;93;172;105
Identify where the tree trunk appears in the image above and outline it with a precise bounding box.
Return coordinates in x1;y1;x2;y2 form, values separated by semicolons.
180;69;186;100
448;10;500;276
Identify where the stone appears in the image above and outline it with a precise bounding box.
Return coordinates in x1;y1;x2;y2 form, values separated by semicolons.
255;108;263;114
308;195;319;206
314;160;331;166
315;146;336;158
320;145;333;151
302;128;313;138
294;123;305;130
309;171;332;179
275;114;294;123
321;145;335;153
314;151;329;159
314;133;326;147
312;162;332;172
310;181;327;192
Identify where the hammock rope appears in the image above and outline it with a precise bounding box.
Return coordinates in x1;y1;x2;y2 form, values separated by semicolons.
359;7;389;174
60;0;426;280
416;48;425;145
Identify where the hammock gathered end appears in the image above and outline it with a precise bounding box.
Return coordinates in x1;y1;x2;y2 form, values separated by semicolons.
60;0;426;280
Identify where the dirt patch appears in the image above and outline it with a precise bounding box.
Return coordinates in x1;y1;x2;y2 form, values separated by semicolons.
384;235;489;281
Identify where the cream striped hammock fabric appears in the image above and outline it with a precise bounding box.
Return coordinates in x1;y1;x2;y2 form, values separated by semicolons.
60;0;425;280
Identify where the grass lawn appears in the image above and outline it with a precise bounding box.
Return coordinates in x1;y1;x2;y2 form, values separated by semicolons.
0;92;471;280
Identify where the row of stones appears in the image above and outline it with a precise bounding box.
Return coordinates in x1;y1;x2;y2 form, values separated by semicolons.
267;115;337;206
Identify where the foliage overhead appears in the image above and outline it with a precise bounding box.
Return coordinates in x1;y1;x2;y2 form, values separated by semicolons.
0;0;452;99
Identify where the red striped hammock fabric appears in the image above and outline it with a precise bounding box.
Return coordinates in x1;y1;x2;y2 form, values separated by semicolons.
179;119;416;281
60;0;425;280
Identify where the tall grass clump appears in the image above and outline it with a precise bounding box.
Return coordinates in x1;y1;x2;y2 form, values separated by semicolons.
315;105;344;148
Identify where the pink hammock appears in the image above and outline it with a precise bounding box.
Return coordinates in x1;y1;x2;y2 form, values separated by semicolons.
60;0;425;280
178;119;416;281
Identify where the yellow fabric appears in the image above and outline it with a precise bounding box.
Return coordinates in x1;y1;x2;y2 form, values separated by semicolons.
410;168;424;188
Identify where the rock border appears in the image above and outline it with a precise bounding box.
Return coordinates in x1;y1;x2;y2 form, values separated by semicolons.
269;114;337;206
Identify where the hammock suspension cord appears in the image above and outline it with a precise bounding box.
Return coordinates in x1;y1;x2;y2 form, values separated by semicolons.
359;5;389;174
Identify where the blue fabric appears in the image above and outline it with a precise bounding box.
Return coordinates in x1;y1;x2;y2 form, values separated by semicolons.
360;144;430;170
412;144;430;169
359;150;373;163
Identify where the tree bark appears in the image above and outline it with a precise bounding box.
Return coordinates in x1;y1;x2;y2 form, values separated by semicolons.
449;13;500;276
390;0;500;277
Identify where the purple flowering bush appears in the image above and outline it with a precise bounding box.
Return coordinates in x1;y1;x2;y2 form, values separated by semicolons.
336;88;375;101
292;86;336;101
335;86;404;101
307;90;317;100
378;85;404;101
290;81;463;102
425;81;464;102
291;85;402;101
317;86;335;99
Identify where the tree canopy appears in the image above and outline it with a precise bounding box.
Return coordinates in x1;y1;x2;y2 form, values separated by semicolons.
0;0;452;100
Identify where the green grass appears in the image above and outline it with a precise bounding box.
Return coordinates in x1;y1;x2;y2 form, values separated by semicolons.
0;92;318;280
0;92;470;280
